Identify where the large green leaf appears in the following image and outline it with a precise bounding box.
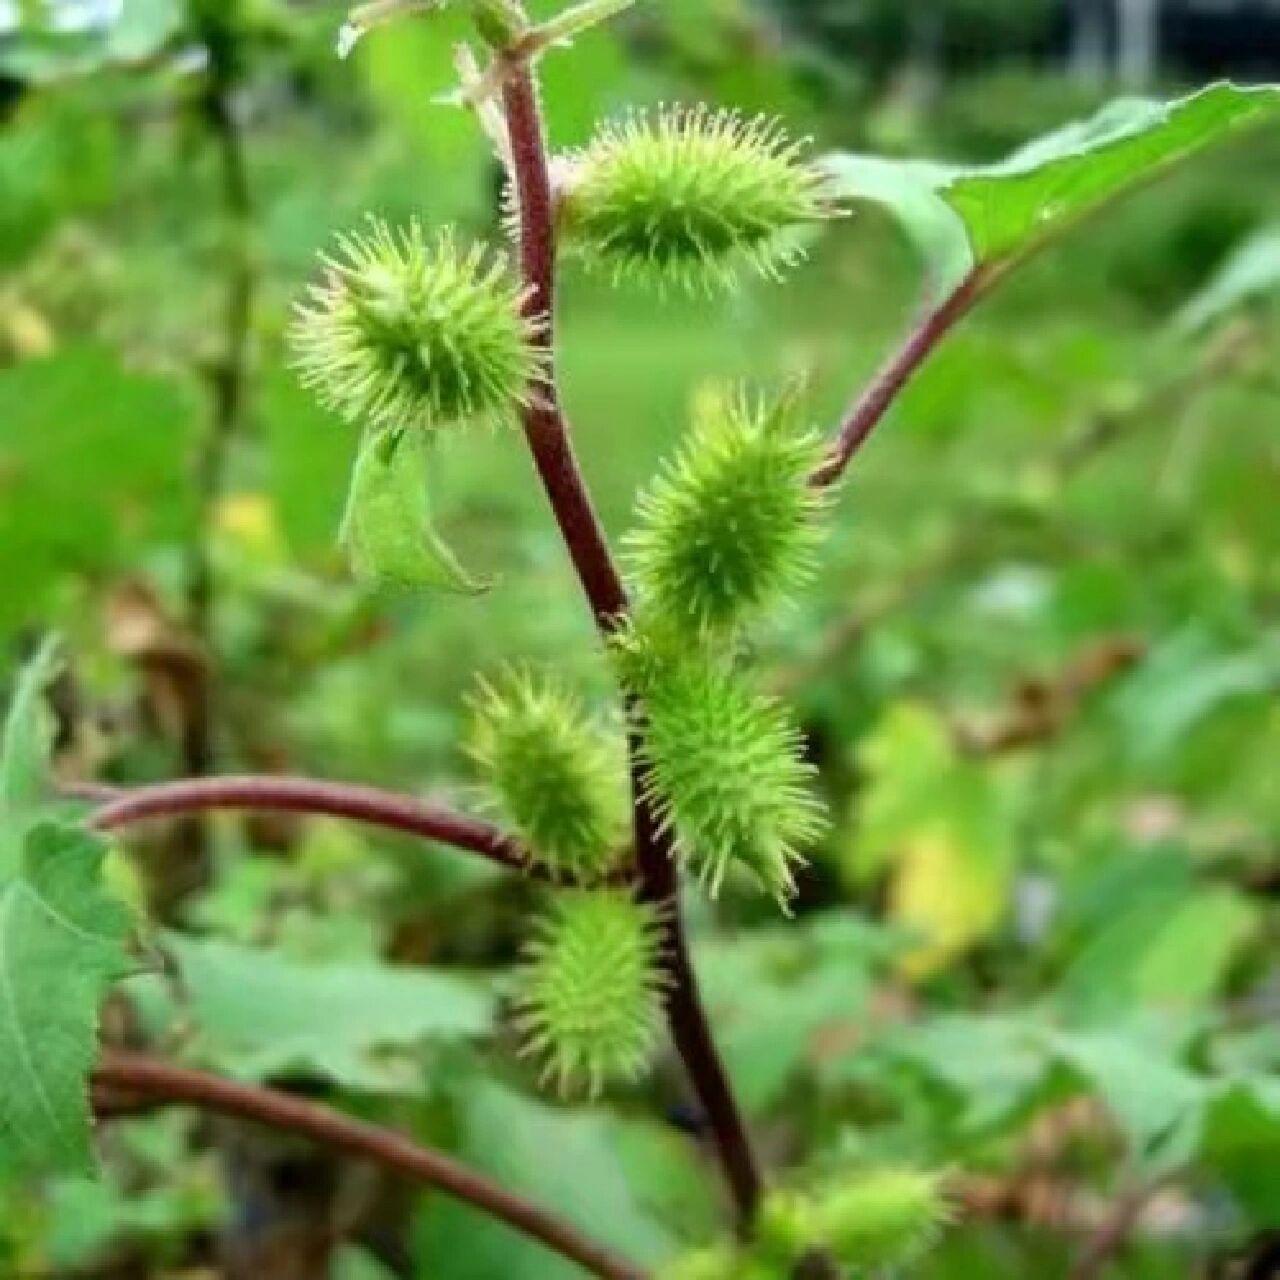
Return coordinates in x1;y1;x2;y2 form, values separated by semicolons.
944;83;1280;268
162;935;493;1089
825;82;1280;293
0;824;132;1177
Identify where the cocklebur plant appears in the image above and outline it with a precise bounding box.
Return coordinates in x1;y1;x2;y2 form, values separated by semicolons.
10;2;1278;1277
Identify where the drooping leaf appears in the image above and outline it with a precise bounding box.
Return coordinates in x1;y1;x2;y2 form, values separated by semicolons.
161;935;493;1089
870;1012;1052;1134
0;824;132;1178
1109;627;1280;765
1176;222;1280;333
341;428;489;595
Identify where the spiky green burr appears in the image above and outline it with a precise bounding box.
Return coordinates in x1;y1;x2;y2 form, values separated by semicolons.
291;218;538;432
468;670;624;881
514;890;666;1097
627;386;827;638
559;106;836;293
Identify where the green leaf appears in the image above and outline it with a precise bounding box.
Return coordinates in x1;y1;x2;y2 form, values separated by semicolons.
105;0;183;63
847;703;1022;975
415;1081;683;1278
1130;888;1259;1008
162;935;493;1089
818;154;970;292
875;1012;1052;1133
1052;1024;1205;1167
824;82;1280;293
943;83;1280;268
341;428;489;595
0;824;132;1178
1202;1078;1280;1225
0;638;60;875
1176;222;1280;333
1110;628;1280;765
697;914;888;1115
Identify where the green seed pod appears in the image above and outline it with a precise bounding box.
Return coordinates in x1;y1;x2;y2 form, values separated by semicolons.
292;218;539;432
810;1170;948;1270
514;890;666;1097
468;671;625;881
630;642;826;906
626;385;827;638
559;106;836;293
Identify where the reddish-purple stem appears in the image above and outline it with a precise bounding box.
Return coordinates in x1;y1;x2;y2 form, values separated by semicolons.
501;64;765;1227
811;268;991;488
90;775;527;873
501;67;629;631
94;1052;646;1280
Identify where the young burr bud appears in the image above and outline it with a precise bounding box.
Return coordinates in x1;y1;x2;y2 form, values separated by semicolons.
291;218;539;433
629;641;826;906
467;670;625;881
809;1170;949;1270
558;106;837;293
513;890;666;1098
626;385;828;638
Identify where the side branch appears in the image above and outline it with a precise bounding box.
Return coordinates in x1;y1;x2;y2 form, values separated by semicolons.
93;1052;646;1280
88;775;532;876
811;269;990;489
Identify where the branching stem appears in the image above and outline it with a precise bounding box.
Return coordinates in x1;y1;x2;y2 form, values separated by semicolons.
89;774;541;878
93;1052;646;1280
811;268;991;489
500;60;765;1227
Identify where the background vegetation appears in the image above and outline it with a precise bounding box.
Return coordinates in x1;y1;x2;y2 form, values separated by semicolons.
2;0;1280;1276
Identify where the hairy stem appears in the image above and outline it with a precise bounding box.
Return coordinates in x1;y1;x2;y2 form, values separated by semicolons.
94;1052;646;1280
500;61;764;1227
811;269;990;489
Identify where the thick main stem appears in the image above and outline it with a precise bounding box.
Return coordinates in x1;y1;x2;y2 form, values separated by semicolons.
501;67;628;631
631;742;764;1226
500;64;764;1227
94;1053;645;1280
